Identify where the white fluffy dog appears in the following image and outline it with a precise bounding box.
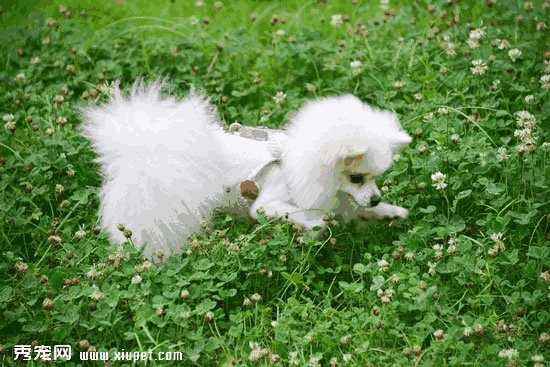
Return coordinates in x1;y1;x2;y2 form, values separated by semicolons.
82;83;411;260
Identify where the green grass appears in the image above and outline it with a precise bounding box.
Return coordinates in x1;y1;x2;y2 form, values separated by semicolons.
1;0;549;365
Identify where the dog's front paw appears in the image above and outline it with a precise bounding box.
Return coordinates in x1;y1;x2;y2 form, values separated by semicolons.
374;203;409;219
391;206;409;219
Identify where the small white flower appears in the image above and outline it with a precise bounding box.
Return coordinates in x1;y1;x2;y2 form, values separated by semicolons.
377;258;389;271
85;268;103;279
272;91;286;105
330;14;344;27
470;59;488;75
497;39;510;49
2;113;14;122
350;60;363;75
524;95;534;104
275;29;286;37
441;39;457;56
131;274;142;284
434;181;447;190
308;355;322;367
515;111;536;127
289;351;300;366
15;73;25;82
466;38;480;49
422;112;434;122
437;107;449;115
393;80;405;89
431;171;446;182
508;48;522;62
490;232;503;243
469;27;486;41
540;74;550;90
89;285;103;301
496;147;509;161
498;348;518;360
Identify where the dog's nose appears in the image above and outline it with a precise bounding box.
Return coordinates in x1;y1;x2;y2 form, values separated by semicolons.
370;195;381;206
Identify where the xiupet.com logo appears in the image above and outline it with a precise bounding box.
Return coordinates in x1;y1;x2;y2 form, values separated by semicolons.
13;345;184;362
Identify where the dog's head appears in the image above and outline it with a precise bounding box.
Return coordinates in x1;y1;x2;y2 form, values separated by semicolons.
281;95;411;210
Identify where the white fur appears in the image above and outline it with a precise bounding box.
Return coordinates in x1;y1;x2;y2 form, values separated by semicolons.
82;84;411;260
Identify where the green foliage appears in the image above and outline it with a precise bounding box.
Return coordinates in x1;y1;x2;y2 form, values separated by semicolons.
0;0;549;365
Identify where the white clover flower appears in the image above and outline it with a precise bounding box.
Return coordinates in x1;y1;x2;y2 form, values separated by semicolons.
540;74;550;90
532;355;545;363
515;111;536;127
431;171;446;182
248;342;269;362
85;268;103;279
437;107;449;115
275;29;286;37
350;60;363;75
308;355;322;367
470;59;488;75
513;111;537;154
289;351;300;366
428;262;437;275
131;274;142;284
466;38;480;49
89;285;103;301
377;258;390;271
490;232;503;243
441;38;457;56
469;27;486;41
498;348;518;360
272;91;286;105
195;0;204;6
497;39;510;49
508;48;522;62
330;14;344;27
15;73;25;82
496;147;509;161
189;16;199;25
422;112;434;122
524;95;534;104
393;80;405;89
2;113;14;122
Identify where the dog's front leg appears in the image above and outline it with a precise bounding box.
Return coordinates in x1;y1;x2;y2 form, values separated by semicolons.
250;199;325;230
359;202;409;220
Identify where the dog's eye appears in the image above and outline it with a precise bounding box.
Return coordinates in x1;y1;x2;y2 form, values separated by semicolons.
349;174;364;185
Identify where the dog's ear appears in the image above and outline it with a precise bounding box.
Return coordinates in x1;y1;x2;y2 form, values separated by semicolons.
341;149;367;168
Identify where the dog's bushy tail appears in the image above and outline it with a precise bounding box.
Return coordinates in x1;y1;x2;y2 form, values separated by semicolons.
81;81;228;259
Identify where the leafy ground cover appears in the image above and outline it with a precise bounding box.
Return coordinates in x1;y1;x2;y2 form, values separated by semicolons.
0;0;549;365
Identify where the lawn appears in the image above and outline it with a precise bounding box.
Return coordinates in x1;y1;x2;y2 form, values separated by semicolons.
0;0;549;365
